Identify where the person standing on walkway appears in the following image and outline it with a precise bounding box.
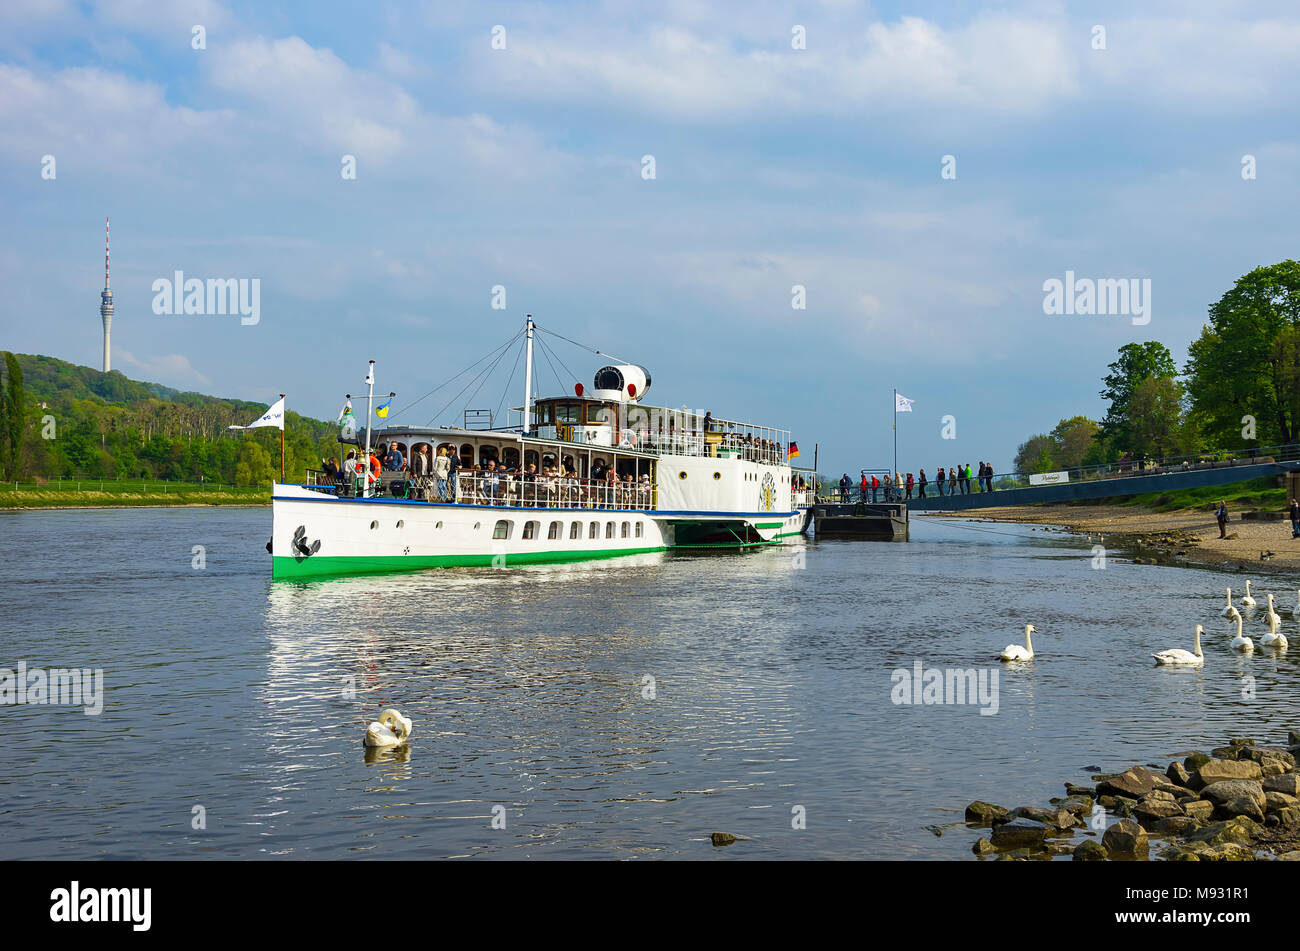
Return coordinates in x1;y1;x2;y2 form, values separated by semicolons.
918;469;927;498
860;473;869;503
1290;498;1300;538
936;466;945;497
1216;500;1229;539
871;473;879;503
949;467;958;496
963;463;972;494
905;472;914;500
839;473;850;503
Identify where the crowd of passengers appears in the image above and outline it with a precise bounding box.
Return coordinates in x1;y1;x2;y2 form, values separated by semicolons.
700;412;787;464
318;443;653;508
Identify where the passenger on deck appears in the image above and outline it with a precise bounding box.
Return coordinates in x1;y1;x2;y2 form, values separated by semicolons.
839;473;850;503
385;444;405;472
432;447;449;501
447;447;462;501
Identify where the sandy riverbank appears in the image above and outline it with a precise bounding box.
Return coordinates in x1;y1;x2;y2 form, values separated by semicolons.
939;503;1300;574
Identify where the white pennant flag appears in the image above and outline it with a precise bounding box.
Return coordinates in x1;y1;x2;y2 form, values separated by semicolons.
895;392;914;413
229;396;286;431
365;364;374;386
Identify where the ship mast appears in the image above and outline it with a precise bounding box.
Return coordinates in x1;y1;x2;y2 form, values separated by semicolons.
522;315;535;434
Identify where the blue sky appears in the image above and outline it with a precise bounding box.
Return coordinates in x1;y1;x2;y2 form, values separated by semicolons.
3;0;1299;476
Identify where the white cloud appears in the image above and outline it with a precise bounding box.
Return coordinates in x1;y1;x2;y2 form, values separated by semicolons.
115;349;211;387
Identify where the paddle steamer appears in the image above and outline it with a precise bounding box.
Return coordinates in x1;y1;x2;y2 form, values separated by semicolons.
270;319;809;578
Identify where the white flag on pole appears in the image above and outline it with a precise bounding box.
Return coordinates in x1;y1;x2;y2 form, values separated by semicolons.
365;364;374;386
229;396;286;431
895;392;914;413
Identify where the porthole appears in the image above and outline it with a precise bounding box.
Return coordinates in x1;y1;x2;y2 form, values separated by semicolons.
679;471;688;480
436;521;443;529
369;520;378;530
396;520;404;529
713;472;721;480
474;522;480;530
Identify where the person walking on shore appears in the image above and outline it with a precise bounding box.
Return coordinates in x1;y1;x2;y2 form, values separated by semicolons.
1216;500;1229;539
1290;498;1300;538
936;466;945;497
949;467;958;496
918;468;927;498
905;472;914;500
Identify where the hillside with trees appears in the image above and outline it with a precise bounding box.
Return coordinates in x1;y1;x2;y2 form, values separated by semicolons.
0;353;342;486
1015;261;1300;476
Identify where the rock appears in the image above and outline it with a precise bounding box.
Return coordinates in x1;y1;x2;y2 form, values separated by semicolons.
1183;800;1215;822
1245;746;1296;769
1200;779;1266;810
1097;766;1166;799
991;819;1050;850
710;832;736;847
1133;795;1185;825
1277;850;1300;861
1164;847;1202;861
1153;782;1195;798
1102;819;1149;856
1166;762;1191;786
1184;752;1212;772
1262;762;1288;778
1195;759;1263;787
1200;843;1256;862
1264;774;1300;797
1060;795;1094;817
965;800;1010;826
1275;806;1300;829
1265;791;1299;812
1098;795;1120;810
1153;816;1201;838
1213;797;1265;824
1072;839;1108;861
1183;816;1260;847
1289;730;1300;746
972;837;997;855
1064;783;1095;798
1009;805;1080;831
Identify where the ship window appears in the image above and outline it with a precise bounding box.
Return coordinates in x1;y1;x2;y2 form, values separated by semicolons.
493;519;511;540
621;521;629;538
713;472;721;480
436;521;443;529
523;520;539;540
548;520;561;539
369;520;378;530
635;522;643;538
557;403;581;424
586;405;612;426
479;445;499;465
460;444;474;465
396;520;404;528
593;367;624;391
605;521;615;538
502;447;520;468
679;471;687;480
589;521;599;539
473;522;480;530
570;522;580;539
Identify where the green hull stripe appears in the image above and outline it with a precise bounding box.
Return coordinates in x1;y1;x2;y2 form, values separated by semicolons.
754;522;784;528
273;545;668;579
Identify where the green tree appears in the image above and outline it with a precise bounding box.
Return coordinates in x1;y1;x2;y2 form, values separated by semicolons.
3;352;24;480
1185;260;1300;447
1127;375;1185;460
1049;416;1100;471
1014;434;1056;475
1099;342;1176;451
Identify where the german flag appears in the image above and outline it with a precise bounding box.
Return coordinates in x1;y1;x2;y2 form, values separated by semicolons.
787;441;800;460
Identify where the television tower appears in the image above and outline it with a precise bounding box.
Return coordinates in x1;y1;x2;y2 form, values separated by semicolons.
100;216;113;372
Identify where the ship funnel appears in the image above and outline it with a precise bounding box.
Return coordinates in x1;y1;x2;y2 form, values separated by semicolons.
590;365;651;402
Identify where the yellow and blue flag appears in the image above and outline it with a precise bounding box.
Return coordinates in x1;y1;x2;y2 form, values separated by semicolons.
375;398;392;418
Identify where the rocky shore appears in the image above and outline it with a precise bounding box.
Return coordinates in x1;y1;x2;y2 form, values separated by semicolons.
964;732;1300;860
946;503;1300;574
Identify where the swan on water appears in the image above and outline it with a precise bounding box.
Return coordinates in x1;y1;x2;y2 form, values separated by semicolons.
1229;614;1254;652
1225;604;1241;627
1152;625;1204;666
1221;588;1234;618
1265;593;1282;631
1261;614;1289;650
999;624;1037;662
1290;589;1300;618
1240;581;1256;607
363;708;413;747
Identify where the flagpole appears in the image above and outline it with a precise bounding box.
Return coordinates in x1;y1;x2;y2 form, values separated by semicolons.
279;393;286;483
893;388;897;484
365;360;375;498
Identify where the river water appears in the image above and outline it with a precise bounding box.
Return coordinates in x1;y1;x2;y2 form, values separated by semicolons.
2;507;1297;860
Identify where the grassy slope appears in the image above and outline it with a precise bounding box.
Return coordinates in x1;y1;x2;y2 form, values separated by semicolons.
1065;477;1285;513
0;484;269;508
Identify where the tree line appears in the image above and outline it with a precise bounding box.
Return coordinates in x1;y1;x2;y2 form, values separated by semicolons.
0;352;341;486
1015;260;1300;475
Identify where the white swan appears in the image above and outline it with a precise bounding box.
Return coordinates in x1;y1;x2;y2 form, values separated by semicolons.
1265;593;1282;631
1221;587;1234;618
1229;614;1254;652
1261;614;1289;650
363;708;413;747
1153;625;1204;666
1000;624;1037;662
1225;604;1241;627
1240;581;1256;607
